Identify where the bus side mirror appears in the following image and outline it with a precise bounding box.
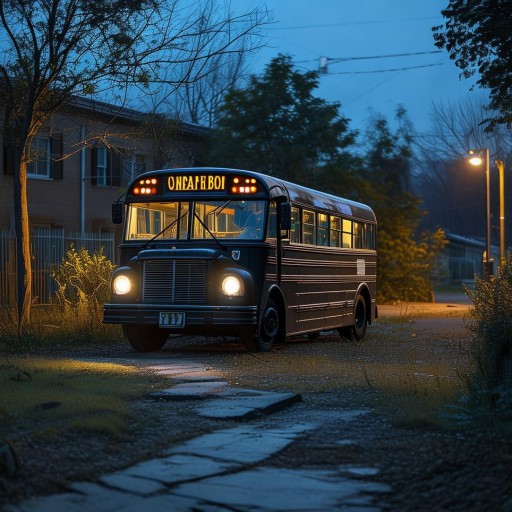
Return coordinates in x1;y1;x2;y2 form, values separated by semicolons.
112;201;124;224
279;202;291;230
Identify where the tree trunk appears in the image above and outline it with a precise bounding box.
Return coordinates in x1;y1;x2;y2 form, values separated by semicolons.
13;160;32;335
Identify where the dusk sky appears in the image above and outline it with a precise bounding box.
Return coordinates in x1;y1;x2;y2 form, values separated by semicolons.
245;0;484;136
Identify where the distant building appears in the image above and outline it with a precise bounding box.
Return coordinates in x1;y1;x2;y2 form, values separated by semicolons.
442;231;499;282
1;96;211;236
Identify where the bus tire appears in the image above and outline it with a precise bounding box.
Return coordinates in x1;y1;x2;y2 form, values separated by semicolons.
352;294;368;341
243;297;281;352
123;324;168;352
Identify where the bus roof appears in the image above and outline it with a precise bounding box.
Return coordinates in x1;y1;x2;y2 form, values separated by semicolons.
131;167;376;224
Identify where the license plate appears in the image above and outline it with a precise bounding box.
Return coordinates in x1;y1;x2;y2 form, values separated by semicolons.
159;312;185;328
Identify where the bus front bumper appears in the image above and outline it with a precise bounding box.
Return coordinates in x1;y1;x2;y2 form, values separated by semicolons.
103;303;258;330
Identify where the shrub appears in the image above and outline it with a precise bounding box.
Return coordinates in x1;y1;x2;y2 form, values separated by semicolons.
464;255;512;409
51;246;116;339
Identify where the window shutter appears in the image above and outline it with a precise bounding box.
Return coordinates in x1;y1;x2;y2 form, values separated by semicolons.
90;146;97;185
110;149;121;187
3;145;18;175
50;135;63;179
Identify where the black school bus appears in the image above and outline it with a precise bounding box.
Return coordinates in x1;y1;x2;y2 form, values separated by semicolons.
103;167;377;352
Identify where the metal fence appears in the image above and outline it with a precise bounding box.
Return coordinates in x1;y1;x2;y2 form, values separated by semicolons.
0;229;115;306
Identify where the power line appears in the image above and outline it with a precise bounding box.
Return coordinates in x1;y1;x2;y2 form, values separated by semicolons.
321;50;442;64
327;62;444;75
269;17;442;31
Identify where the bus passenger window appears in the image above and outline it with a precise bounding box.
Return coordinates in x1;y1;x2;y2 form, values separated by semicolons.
364;224;375;249
303;210;315;245
267;201;277;239
318;213;329;246
342;219;352;248
354;222;362;248
290;207;300;243
330;216;341;247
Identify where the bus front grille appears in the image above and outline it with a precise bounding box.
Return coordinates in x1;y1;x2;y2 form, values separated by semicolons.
142;260;207;304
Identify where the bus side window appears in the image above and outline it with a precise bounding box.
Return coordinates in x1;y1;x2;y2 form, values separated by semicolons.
354;222;362;249
302;210;315;245
290;207;301;243
365;224;375;249
342;218;352;248
318;213;329;246
330;216;341;247
267;201;277;239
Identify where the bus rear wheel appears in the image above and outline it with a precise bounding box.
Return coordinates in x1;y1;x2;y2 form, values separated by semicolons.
338;294;368;341
123;324;168;352
352;294;368;340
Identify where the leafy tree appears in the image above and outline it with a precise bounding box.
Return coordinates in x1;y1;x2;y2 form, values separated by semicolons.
433;0;512;130
0;0;268;334
361;110;447;302
210;54;357;185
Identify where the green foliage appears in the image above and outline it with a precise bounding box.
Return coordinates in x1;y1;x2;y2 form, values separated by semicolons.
212;57;446;303
50;246;115;339
361;110;447;302
433;0;512;130
211;54;357;184
465;254;512;399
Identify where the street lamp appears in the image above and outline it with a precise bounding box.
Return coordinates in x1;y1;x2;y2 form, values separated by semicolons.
495;159;506;266
468;148;493;277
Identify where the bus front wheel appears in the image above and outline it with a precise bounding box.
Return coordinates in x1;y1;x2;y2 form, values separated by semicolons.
243;298;281;352
123;324;168;352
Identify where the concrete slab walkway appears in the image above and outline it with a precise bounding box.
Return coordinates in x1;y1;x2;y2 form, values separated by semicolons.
6;360;393;512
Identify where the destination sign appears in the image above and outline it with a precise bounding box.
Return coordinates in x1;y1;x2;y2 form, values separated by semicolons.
167;175;226;192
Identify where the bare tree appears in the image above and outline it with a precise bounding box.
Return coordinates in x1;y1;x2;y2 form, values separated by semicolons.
0;0;270;334
163;50;248;127
414;96;512;241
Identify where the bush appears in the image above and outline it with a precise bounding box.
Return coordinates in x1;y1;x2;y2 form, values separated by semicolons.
50;246;116;340
465;255;512;409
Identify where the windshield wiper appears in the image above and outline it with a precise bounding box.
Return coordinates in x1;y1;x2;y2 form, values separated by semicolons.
193;211;225;251
142;211;188;248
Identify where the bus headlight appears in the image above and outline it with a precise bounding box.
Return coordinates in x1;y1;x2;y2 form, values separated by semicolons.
113;275;132;295
221;275;243;296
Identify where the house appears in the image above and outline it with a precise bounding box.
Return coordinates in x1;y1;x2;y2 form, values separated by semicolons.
0;97;211;305
1;96;211;236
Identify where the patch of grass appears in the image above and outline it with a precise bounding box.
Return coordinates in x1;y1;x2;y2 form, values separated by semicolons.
0;306;123;351
222;322;474;432
0;357;165;438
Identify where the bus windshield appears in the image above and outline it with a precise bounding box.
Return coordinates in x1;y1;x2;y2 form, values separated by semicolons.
125;200;266;241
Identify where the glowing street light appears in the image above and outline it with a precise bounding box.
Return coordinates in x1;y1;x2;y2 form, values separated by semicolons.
468;148;493;277
495;159;506;266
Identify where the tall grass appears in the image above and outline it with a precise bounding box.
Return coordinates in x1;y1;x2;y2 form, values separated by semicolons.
0;246;122;349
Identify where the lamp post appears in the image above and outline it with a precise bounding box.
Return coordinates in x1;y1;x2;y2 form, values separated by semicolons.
495;159;506;266
468;148;493;277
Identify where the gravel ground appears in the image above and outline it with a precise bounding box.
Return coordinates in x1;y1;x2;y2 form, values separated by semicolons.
2;307;512;511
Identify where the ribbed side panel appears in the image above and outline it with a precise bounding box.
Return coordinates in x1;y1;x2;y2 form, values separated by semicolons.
142;260;206;304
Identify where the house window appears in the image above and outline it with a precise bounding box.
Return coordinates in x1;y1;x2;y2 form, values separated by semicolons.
91;145;121;187
28;137;51;178
95;146;108;186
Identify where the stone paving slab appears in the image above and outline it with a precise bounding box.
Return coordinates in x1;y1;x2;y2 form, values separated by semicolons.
196;388;302;420
102;454;236;487
172;466;391;512
166;423;314;464
150;380;228;400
